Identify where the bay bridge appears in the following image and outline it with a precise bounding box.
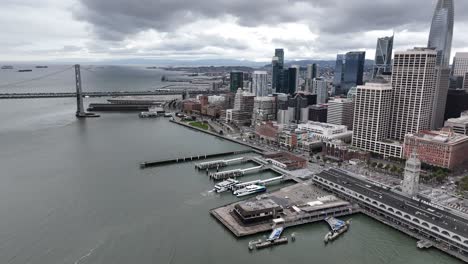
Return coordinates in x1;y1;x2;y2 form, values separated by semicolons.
0;64;224;117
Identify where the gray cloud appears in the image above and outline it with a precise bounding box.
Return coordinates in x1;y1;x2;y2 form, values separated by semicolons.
76;0;468;39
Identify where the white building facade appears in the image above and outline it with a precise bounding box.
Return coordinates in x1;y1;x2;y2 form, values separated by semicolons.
352;82;402;158
390;48;437;141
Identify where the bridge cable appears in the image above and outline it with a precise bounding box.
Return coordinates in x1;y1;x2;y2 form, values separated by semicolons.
0;66;74;89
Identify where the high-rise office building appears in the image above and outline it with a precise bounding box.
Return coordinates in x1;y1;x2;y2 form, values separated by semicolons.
452;52;468;77
312;78;328;104
272;56;280;93
229;71;244;92
333;54;345;87
431;67;450;129
275;48;285;68
390;48;437;141
252;96;276;126
307;64;318;79
287;67;298;95
373;36;394;78
327;98;354;130
352;81;402;158
343;52;366;88
308;105;328;123
288;93;309;123
252;71;268;97
428;0;454;67
305;64;318;92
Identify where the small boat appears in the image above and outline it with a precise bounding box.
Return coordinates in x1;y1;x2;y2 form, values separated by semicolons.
233;185;266;197
417;240;432;249
18;69;32;72
1;65;13;69
35;65;48;68
323;217;350;243
214;178;239;193
267;227;284;241
164;113;173;117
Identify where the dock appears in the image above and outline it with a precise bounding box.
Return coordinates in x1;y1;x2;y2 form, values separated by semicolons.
232;176;285;190
209;165;266;180
140;149;253;168
210;182;359;237
195;157;248;170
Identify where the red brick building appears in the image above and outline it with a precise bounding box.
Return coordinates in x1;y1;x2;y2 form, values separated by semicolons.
263;152;307;170
255;122;278;143
403;128;468;170
183;101;201;113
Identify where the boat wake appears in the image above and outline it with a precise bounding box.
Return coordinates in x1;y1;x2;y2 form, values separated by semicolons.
74;241;103;264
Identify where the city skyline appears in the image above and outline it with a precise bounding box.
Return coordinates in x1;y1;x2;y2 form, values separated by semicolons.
2;0;468;62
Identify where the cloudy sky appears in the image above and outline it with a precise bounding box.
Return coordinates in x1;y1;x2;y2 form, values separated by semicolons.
2;0;468;62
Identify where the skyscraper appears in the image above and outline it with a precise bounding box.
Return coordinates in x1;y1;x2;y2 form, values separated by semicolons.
390;48;437;141
452;52;468;77
306;64;318;92
312;78;328;104
333;54;345;87
307;64;318;79
275;48;285;68
428;0;454;67
343;52;366;88
327;98;354;130
229;71;244;92
352;80;402;158
272;56;280;93
287;67;298;95
373;36;394;78
431;67;450;129
251;71;268;97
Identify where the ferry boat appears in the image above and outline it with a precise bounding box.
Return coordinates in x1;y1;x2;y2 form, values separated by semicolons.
214;179;239;193
267;227;284;241
233;185;266;197
138;111;159;118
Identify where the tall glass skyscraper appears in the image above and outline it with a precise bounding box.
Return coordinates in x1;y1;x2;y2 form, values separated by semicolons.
373;36;393;78
428;0;454;67
343;51;366;93
333;54;345;87
229;71;244;92
275;49;285;68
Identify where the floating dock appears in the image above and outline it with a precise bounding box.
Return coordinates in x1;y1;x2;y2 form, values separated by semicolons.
255;237;288;249
140;149;253;168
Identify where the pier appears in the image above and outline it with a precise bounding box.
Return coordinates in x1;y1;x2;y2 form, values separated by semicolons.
232;176;285;190
140;149;253;168
195;157;247;170
210;182;358;237
209;165;266;180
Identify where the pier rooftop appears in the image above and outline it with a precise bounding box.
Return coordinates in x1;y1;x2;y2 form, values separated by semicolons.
211;181;355;237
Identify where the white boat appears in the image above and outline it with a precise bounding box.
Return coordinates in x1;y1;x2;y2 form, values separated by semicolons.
214;179;239;193
233;185;266;197
139;112;159;118
164;113;173;117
